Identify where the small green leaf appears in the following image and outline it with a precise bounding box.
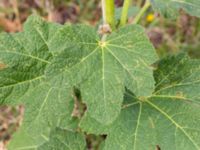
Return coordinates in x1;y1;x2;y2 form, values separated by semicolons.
151;0;200;18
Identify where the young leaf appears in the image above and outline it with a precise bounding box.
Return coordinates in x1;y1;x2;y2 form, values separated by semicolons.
80;54;200;149
151;0;200;18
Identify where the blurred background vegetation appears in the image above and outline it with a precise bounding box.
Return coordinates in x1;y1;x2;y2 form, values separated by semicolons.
0;0;200;149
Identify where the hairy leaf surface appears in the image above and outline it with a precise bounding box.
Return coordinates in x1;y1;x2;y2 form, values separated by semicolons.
0;16;81;149
38;128;86;150
80;54;200;150
0;15;157;148
151;0;200;18
0;15;57;104
8;127;85;150
47;24;158;124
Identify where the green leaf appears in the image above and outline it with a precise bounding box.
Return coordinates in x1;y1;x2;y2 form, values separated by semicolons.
0;15;55;105
8;127;86;150
79;90;136;134
0;16;81;149
46;24;158;124
7;84;78;149
151;0;200;18
0;15;157;148
80;54;200;149
38;128;86;150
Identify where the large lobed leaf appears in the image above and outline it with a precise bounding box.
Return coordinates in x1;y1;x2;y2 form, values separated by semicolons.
0;13;200;150
47;23;158;124
0;15;157;149
80;54;200;150
151;0;200;18
0;16;84;149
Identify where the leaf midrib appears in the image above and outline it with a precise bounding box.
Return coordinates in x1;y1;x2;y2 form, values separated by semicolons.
122;96;200;149
133;103;142;150
55;46;99;83
105;46;139;93
154;79;200;95
147;100;200;149
0;75;44;89
101;46;107;115
0;51;50;64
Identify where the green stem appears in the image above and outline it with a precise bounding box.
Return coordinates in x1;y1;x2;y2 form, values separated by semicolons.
102;0;106;24
105;0;115;29
120;0;132;27
133;0;151;24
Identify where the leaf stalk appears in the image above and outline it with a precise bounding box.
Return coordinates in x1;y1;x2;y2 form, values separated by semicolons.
102;0;106;24
105;0;116;29
133;0;151;24
120;0;132;27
